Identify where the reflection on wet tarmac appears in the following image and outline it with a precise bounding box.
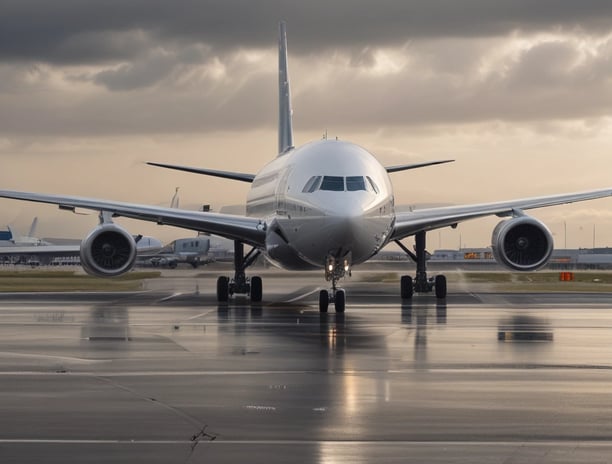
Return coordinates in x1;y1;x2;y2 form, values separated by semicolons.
401;300;447;363
215;302;380;354
498;314;553;342
401;300;447;325
5;284;612;463
81;305;130;342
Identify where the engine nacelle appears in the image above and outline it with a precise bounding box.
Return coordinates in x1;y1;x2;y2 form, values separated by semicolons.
80;224;137;277
491;216;553;271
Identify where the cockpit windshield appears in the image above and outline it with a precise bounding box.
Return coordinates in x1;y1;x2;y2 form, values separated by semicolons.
320;176;344;191
346;176;366;191
302;176;322;193
302;175;379;193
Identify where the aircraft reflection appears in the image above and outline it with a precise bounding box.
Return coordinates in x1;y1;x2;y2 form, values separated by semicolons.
81;305;130;343
319;312;346;352
498;314;553;342
401;300;447;325
215;303;378;354
401;300;447;364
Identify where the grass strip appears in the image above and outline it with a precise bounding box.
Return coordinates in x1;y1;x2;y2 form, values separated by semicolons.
0;270;161;292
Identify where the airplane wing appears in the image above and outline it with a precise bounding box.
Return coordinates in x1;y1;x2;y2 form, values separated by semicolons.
390;188;612;241
385;160;454;173
0;190;267;247
147;162;255;183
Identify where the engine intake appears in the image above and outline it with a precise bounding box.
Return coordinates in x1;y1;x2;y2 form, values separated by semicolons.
80;224;137;277
491;216;553;271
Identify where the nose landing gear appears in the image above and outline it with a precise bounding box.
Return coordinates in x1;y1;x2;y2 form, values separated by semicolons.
319;287;346;313
319;255;349;313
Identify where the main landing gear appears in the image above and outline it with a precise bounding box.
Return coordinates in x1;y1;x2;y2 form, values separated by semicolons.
396;231;447;300
319;255;349;313
216;241;262;303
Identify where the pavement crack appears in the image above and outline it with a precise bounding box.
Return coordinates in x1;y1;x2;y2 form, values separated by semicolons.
92;375;210;433
92;375;222;462
185;425;217;463
191;425;217;447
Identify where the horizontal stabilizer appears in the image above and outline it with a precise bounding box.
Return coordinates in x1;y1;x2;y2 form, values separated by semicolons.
385;159;454;173
147;162;255;183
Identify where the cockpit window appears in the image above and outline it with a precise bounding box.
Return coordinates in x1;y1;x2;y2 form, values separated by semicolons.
302;175;379;193
320;176;345;191
366;176;379;194
302;176;322;193
346;176;366;191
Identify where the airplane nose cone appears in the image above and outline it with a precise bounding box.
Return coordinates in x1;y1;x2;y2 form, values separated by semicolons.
318;198;389;263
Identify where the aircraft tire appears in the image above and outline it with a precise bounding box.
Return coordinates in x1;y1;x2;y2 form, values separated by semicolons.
319;290;329;313
250;276;263;302
401;275;413;299
217;276;229;302
435;275;447;299
335;289;346;313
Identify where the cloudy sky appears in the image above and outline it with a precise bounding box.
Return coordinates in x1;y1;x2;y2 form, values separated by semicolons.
2;0;612;248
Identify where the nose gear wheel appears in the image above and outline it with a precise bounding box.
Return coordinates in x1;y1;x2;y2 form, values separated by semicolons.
319;255;348;313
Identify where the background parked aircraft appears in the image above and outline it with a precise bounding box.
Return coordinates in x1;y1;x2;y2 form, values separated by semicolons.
139;236;211;268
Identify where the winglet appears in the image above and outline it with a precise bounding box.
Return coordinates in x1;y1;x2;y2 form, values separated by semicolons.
278;21;294;156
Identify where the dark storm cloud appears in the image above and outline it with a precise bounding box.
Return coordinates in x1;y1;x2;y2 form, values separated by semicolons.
2;0;612;63
2;1;612;137
288;35;612;134
91;45;213;91
0;60;277;136
3;34;612;137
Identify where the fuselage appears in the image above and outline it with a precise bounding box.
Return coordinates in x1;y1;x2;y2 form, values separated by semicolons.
246;139;395;270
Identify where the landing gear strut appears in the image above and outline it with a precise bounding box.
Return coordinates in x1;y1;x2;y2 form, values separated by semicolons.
319;255;349;313
396;231;447;299
216;241;262;302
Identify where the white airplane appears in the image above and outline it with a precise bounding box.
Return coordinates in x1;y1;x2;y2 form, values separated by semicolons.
0;227;162;267
6;217;50;246
140;236;211;269
1;22;612;312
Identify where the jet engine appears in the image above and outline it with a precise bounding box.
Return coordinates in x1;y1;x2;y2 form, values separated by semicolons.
491;216;553;271
80;224;137;277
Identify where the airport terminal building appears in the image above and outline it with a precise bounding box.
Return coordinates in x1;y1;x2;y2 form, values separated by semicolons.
429;247;612;270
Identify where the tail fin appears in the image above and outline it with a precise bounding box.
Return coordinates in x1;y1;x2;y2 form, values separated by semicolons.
170;187;180;209
28;217;38;237
278;21;294;156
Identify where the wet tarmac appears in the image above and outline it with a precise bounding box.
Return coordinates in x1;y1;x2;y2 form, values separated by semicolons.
2;272;612;462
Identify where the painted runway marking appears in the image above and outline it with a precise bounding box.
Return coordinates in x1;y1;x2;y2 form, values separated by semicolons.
0;352;109;363
1;439;612;446
285;288;322;303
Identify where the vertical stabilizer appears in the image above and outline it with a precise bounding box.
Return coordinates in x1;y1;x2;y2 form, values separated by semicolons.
170;187;180;209
278;21;294;156
28;217;38;237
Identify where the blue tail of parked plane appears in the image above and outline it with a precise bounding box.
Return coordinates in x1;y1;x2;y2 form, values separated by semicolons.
0;229;12;241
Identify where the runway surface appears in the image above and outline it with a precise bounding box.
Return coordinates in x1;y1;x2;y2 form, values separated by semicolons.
2;271;612;463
